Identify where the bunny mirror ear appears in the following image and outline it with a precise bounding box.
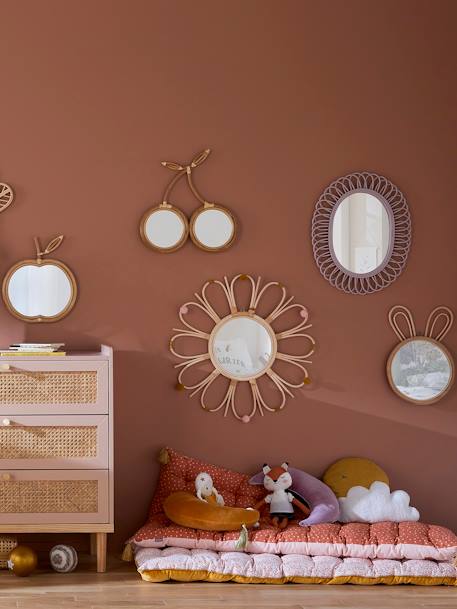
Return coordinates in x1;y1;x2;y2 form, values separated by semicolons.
262;464;271;475
281;462;289;471
425;306;454;342
388;305;416;342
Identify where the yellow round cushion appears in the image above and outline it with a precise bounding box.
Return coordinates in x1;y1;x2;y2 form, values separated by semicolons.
164;492;260;531
323;457;389;498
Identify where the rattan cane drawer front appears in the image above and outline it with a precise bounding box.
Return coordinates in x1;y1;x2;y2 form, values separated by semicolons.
0;470;109;524
0;361;108;415
0;415;108;469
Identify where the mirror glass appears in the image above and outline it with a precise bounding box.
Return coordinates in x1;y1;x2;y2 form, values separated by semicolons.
192;208;234;249
144;209;186;250
7;264;73;318
332;192;390;274
389;339;453;403
212;316;274;379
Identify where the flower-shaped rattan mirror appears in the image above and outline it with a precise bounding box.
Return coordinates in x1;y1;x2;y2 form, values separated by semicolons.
170;275;315;422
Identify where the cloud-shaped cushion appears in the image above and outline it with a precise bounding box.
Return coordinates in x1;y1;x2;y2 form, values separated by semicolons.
339;481;420;523
250;467;340;526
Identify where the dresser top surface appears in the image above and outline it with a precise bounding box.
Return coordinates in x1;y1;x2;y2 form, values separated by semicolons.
0;345;113;362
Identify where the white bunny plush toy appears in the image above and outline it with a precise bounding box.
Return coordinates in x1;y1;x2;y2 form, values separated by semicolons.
195;472;224;506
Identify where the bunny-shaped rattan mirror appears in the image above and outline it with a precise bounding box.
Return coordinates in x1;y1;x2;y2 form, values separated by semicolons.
387;305;454;405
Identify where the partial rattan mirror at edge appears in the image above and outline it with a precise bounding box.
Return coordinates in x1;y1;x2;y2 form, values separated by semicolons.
170;274;315;423
0;179;14;213
2;235;78;323
312;172;411;294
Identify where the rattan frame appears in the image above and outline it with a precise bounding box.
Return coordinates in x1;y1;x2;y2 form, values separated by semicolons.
189;203;236;252
2;236;78;323
140;149;237;253
311;172;411;294
140;203;189;253
0;182;14;213
387;305;455;405
170;274;315;422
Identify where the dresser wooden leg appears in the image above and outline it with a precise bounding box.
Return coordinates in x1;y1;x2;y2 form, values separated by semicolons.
96;532;107;572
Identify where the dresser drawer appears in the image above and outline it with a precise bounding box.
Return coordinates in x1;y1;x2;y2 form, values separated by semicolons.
0;470;109;524
0;361;108;414
0;415;108;469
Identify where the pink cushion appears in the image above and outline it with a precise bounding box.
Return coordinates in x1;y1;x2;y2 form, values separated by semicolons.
132;518;457;562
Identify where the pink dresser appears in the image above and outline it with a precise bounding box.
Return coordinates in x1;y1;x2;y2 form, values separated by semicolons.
0;345;113;572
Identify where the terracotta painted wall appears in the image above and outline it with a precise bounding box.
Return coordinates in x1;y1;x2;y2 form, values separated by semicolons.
1;0;456;549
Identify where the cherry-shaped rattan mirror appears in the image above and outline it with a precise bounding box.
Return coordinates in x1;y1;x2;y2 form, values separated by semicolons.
140;150;236;253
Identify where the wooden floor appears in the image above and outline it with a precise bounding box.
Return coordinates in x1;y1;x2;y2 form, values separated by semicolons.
0;557;455;609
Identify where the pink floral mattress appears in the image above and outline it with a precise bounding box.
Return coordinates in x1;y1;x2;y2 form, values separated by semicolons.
132;518;457;562
134;547;457;585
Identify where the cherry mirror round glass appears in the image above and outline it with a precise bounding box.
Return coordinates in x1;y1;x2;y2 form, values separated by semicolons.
190;205;236;251
140;205;188;253
387;338;454;405
2;236;78;323
209;315;276;380
312;172;411;294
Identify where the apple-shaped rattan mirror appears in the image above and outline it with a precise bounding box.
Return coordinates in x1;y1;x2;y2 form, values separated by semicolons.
2;236;78;323
170;274;315;422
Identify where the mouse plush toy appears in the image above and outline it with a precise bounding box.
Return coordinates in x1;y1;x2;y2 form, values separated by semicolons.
255;463;310;528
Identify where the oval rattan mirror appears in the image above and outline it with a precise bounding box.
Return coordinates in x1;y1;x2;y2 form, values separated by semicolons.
312;172;411;294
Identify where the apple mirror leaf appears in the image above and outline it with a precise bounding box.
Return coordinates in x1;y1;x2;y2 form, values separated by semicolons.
43;235;64;256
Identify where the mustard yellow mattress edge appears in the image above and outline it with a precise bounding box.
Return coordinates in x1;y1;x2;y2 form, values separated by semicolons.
139;569;457;586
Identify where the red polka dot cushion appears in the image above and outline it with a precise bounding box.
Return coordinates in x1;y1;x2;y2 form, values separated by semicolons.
148;447;265;519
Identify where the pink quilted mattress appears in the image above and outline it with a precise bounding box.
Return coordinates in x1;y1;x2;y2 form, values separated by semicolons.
134;547;457;585
132;517;457;562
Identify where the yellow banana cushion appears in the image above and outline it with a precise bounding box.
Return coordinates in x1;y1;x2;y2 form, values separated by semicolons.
164;492;260;531
323;457;389;498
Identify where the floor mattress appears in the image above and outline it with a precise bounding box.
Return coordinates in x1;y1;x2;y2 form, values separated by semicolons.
134;547;457;585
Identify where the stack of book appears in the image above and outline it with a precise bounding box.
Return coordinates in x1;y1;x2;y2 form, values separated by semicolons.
0;343;66;356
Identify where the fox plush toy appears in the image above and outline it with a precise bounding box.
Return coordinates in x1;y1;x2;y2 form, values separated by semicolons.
255;463;310;529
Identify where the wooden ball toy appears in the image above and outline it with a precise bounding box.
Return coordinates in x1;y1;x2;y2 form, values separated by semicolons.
8;545;38;577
